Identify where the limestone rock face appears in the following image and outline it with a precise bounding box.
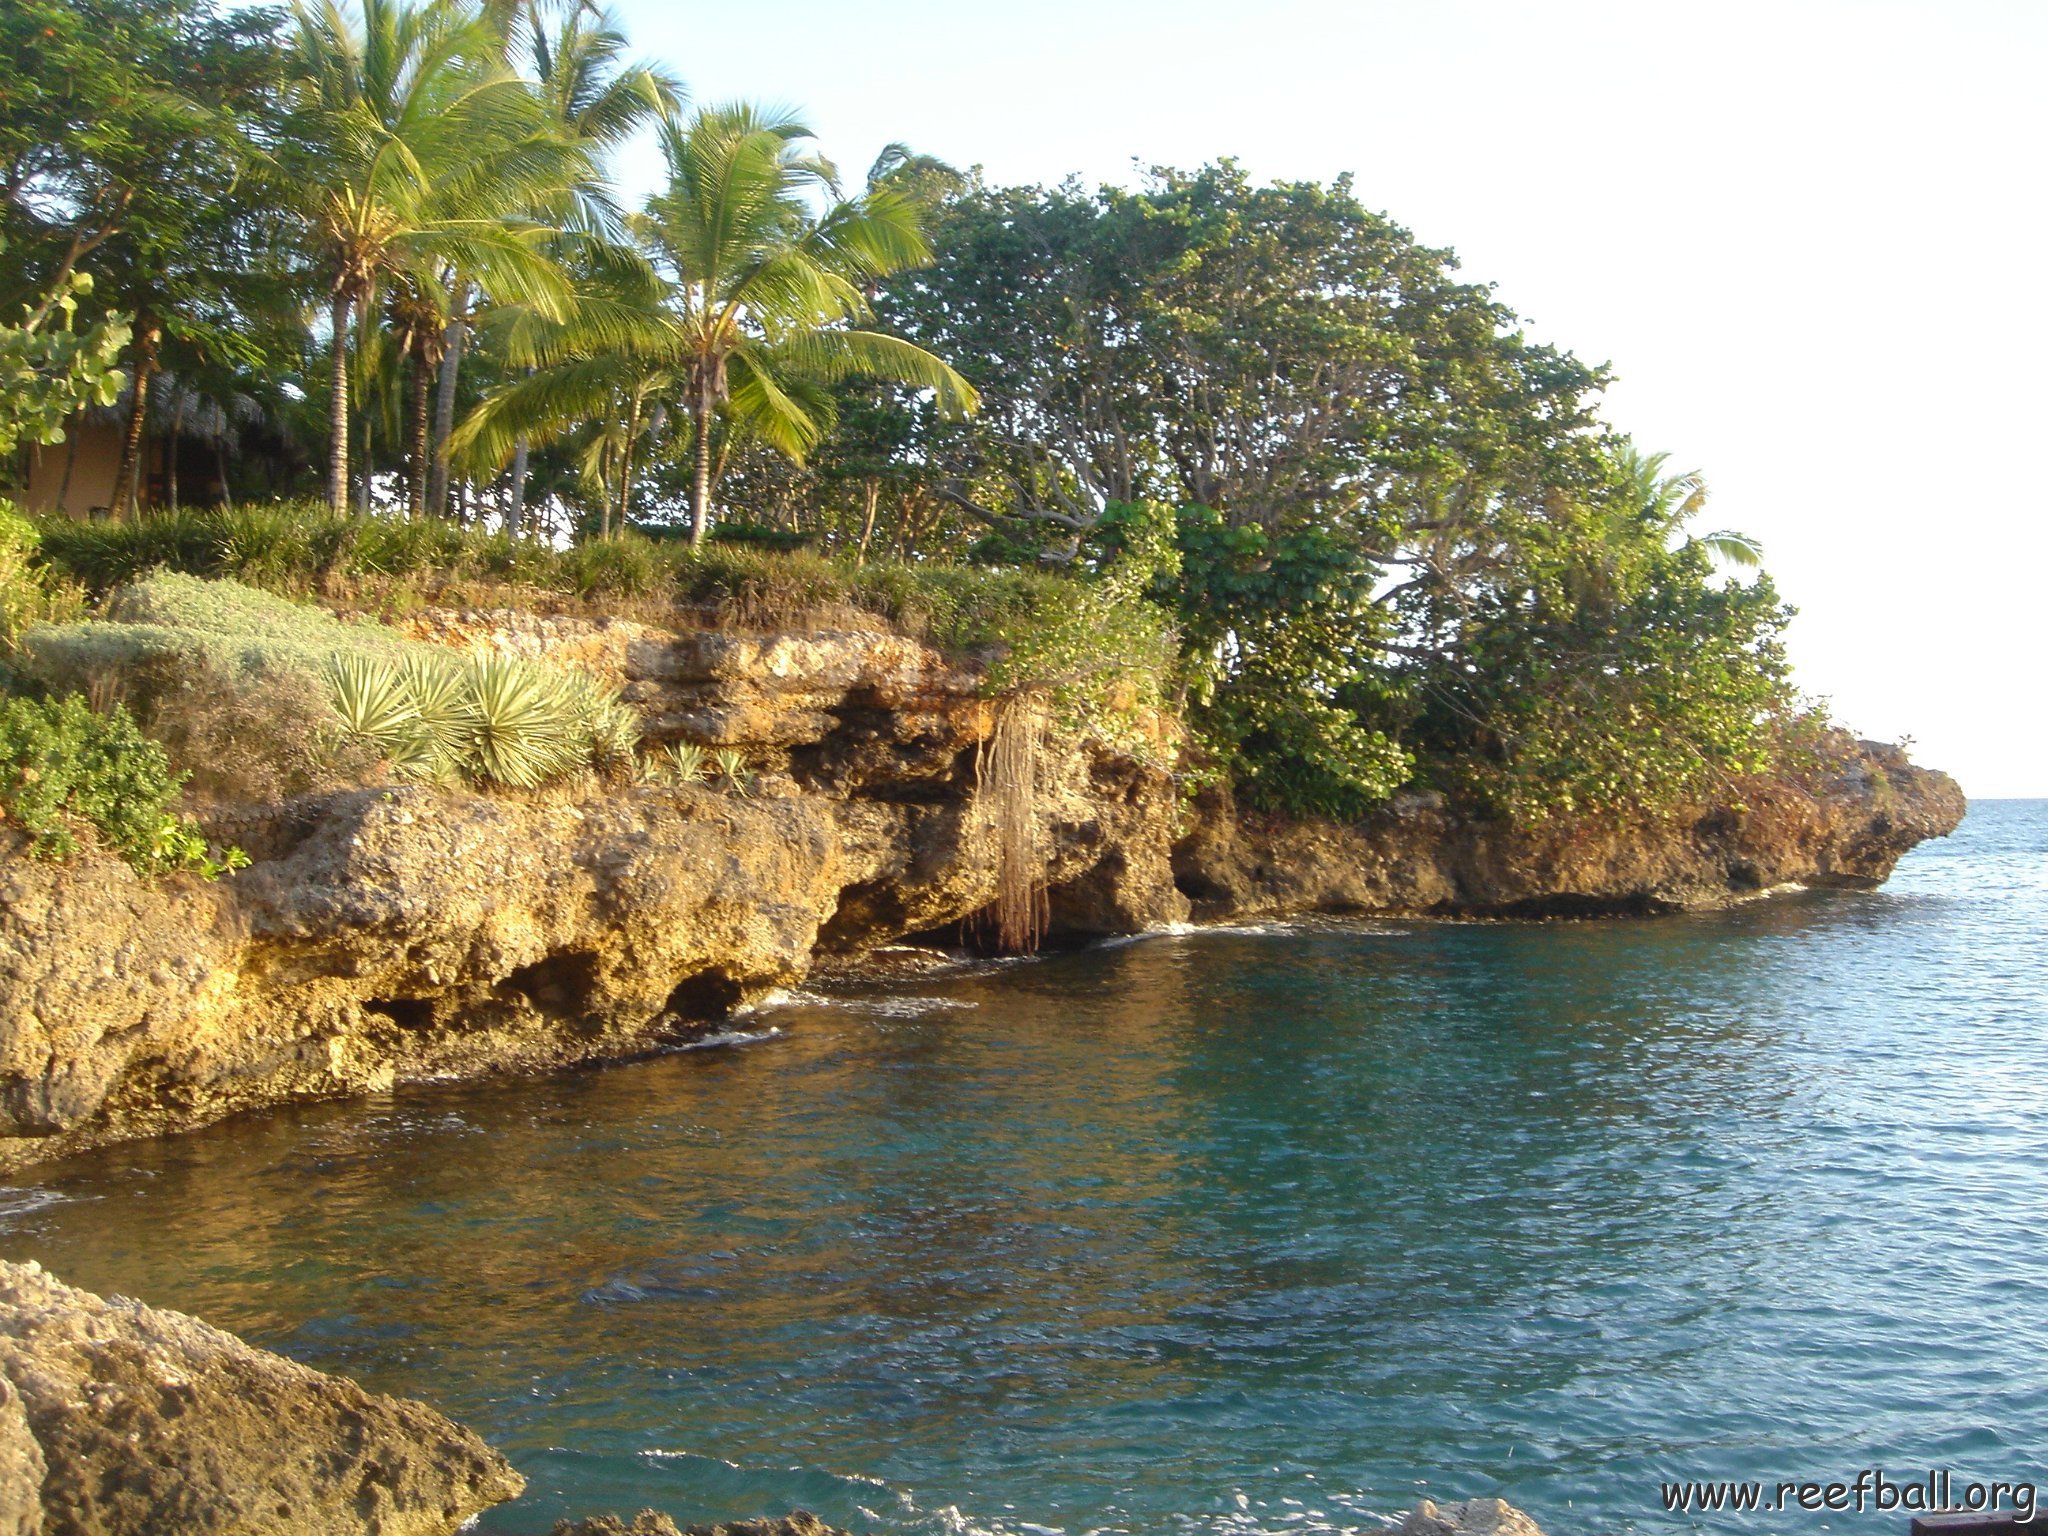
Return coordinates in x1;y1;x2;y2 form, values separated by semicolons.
0;617;1959;1174
394;610;988;793
0;624;1185;1171
0;1260;521;1535
0;1374;43;1536
1175;738;1966;919
1395;1498;1549;1536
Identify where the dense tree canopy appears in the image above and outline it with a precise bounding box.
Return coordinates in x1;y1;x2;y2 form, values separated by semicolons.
0;0;1805;825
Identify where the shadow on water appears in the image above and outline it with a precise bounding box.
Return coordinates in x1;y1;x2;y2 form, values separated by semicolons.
2;803;2044;1534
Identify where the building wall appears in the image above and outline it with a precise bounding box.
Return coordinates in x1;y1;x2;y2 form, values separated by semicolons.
20;421;164;517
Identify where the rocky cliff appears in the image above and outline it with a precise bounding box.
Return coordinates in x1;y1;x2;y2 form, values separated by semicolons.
0;619;1184;1173
0;618;1963;1173
1176;737;1967;919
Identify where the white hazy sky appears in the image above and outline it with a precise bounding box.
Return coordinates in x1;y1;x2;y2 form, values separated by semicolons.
606;0;2047;796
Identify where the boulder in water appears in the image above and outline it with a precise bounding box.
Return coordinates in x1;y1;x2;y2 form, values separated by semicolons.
0;1258;523;1534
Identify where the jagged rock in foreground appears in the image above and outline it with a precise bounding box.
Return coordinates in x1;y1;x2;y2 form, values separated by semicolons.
1394;1498;1549;1536
1177;738;1965;919
0;1259;522;1535
0;1375;42;1536
551;1512;850;1536
0;619;1961;1173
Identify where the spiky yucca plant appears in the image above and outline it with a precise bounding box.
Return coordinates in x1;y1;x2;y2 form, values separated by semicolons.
397;653;479;764
556;670;641;776
325;645;639;789
710;747;753;796
464;653;582;787
666;740;707;784
325;653;438;776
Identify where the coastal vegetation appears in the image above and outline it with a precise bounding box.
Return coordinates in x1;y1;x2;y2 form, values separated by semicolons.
1;0;1811;869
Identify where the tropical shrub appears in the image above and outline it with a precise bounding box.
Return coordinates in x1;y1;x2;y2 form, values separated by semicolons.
0;503;85;657
1408;541;1799;821
17;574;414;763
21;505;1136;670
19;575;636;798
0;692;245;875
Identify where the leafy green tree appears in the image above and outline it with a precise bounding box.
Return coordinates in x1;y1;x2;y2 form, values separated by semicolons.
1;0;286;515
0;260;128;466
862;164;1797;820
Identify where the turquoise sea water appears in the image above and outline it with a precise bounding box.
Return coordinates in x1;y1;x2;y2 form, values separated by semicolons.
2;801;2043;1535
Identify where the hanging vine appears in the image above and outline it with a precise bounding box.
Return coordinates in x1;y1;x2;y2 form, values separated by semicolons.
975;690;1049;954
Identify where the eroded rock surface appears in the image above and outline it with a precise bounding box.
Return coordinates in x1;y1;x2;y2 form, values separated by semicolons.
0;625;1183;1170
0;1259;521;1535
0;621;1960;1172
0;1375;42;1536
1176;738;1965;919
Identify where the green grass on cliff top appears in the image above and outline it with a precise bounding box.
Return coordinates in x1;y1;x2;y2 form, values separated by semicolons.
27;502;1084;662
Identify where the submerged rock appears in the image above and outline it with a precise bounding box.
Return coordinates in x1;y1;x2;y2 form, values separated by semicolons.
551;1514;851;1536
1394;1498;1550;1536
0;1259;522;1535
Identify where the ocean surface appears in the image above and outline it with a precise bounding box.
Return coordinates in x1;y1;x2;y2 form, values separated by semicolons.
3;800;2044;1536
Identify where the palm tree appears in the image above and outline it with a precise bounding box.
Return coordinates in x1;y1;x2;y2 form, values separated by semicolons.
522;1;683;237
283;0;583;515
448;240;683;536
642;103;978;545
428;0;682;523
1613;439;1763;568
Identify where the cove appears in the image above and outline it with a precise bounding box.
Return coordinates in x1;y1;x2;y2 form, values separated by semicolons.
2;803;2042;1536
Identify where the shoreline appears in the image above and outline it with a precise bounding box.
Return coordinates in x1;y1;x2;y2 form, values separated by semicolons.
0;870;1948;1202
0;696;1965;1176
0;824;1994;1536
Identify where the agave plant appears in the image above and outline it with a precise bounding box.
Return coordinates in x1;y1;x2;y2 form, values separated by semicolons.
463;654;581;787
710;747;754;797
665;740;707;785
556;669;641;775
325;652;437;776
397;653;478;765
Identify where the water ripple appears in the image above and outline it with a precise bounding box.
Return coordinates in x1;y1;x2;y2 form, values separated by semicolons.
0;803;2040;1535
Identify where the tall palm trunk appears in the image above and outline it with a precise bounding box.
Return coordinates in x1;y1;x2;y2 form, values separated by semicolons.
358;411;374;515
407;343;432;519
509;434;529;538
616;392;642;540
856;477;880;567
109;318;161;520
689;387;713;548
327;292;352;516
428;288;468;519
